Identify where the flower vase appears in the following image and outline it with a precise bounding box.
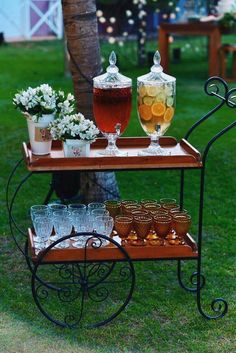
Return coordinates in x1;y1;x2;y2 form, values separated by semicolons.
63;139;91;157
26;113;54;155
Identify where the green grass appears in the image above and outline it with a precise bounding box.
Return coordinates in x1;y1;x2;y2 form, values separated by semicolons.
0;38;236;353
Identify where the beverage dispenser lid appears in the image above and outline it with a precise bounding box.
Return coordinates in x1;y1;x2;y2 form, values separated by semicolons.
93;51;132;88
137;50;176;84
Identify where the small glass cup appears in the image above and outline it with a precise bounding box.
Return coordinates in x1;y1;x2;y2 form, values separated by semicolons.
123;204;142;216
131;210;149;217
94;215;114;246
30;205;49;222
34;216;53;246
162;204;180;213
169;207;188;216
143;203;161;214
149;209;168;217
48;204;67;212
133;215;152;246
68;204;87;212
121;200;138;213
88;202;105;213
172;214;191;241
104;200;121;218
160;198;177;207
73;212;92;248
114;215;133;246
52;212;73;248
91;209;110;218
140;199;158;206
153;215;172;245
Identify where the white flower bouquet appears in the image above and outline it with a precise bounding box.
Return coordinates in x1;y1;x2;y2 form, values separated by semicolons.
13;84;75;122
49;113;100;142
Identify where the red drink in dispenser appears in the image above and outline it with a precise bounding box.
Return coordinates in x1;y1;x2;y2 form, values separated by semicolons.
93;87;132;134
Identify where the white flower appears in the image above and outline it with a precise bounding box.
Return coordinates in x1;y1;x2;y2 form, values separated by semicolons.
13;84;75;122
48;113;99;141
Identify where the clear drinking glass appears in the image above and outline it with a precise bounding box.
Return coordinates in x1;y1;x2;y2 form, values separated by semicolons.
93;51;132;156
48;203;67;213
33;216;53;247
87;202;105;213
73;212;90;248
30;205;49;222
137;51;176;155
91;209;109;218
68;204;87;212
94;215;114;246
53;213;73;248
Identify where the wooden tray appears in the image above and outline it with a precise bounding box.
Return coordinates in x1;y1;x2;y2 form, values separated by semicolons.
28;228;198;263
23;137;202;172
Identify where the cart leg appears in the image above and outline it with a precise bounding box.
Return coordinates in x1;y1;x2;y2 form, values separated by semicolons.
196;167;228;319
177;170;205;292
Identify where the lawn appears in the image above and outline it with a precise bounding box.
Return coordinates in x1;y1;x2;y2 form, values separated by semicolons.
0;37;236;353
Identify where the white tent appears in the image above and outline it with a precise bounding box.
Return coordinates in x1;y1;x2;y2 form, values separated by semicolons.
0;0;63;41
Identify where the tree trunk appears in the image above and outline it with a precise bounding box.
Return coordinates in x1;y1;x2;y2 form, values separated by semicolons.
60;0;120;203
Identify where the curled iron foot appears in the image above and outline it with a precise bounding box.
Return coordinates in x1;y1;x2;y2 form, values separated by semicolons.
177;260;205;292
198;298;228;320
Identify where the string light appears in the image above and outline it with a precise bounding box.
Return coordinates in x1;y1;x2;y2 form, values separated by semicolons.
106;26;114;34
108;37;116;44
99;17;106;24
96;10;103;17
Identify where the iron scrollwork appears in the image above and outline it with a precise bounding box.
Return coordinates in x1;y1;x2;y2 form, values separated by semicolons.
31;232;135;328
179;76;234;319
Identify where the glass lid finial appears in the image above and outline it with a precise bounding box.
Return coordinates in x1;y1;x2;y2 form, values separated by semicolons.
151;50;163;74
106;51;119;74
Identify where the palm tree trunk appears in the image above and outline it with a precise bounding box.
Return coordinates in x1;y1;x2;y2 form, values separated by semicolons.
60;0;120;203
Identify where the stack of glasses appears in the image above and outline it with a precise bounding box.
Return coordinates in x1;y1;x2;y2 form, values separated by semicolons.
30;203;114;253
111;198;191;246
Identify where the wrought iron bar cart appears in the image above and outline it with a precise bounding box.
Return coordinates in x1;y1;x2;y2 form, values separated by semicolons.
6;77;236;328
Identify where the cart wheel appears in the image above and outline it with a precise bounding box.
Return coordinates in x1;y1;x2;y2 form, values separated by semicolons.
31;232;135;328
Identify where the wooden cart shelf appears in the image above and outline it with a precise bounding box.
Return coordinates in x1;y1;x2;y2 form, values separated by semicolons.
23;136;202;172
28;229;198;263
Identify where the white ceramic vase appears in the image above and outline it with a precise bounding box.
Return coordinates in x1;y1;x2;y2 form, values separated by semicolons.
26;113;54;155
63;139;91;157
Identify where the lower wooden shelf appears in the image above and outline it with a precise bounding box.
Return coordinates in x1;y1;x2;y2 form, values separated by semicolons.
28;229;198;263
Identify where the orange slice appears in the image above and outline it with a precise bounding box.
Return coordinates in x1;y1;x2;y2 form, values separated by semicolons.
146;85;159;97
139;85;147;97
138;104;152;121
143;96;154;106
151;102;166;117
164;107;174;122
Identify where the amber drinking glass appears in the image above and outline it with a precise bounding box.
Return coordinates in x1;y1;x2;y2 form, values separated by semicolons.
143;203;161;214
160;198;177;206
114;216;133;246
104;200;121;218
140;199;158;206
172;214;191;240
133;215;152;245
123;204;142;216
153;215;172;244
121;200;138;213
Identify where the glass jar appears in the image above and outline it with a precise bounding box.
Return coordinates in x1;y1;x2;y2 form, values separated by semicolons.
137;50;176;155
93;51;132;156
